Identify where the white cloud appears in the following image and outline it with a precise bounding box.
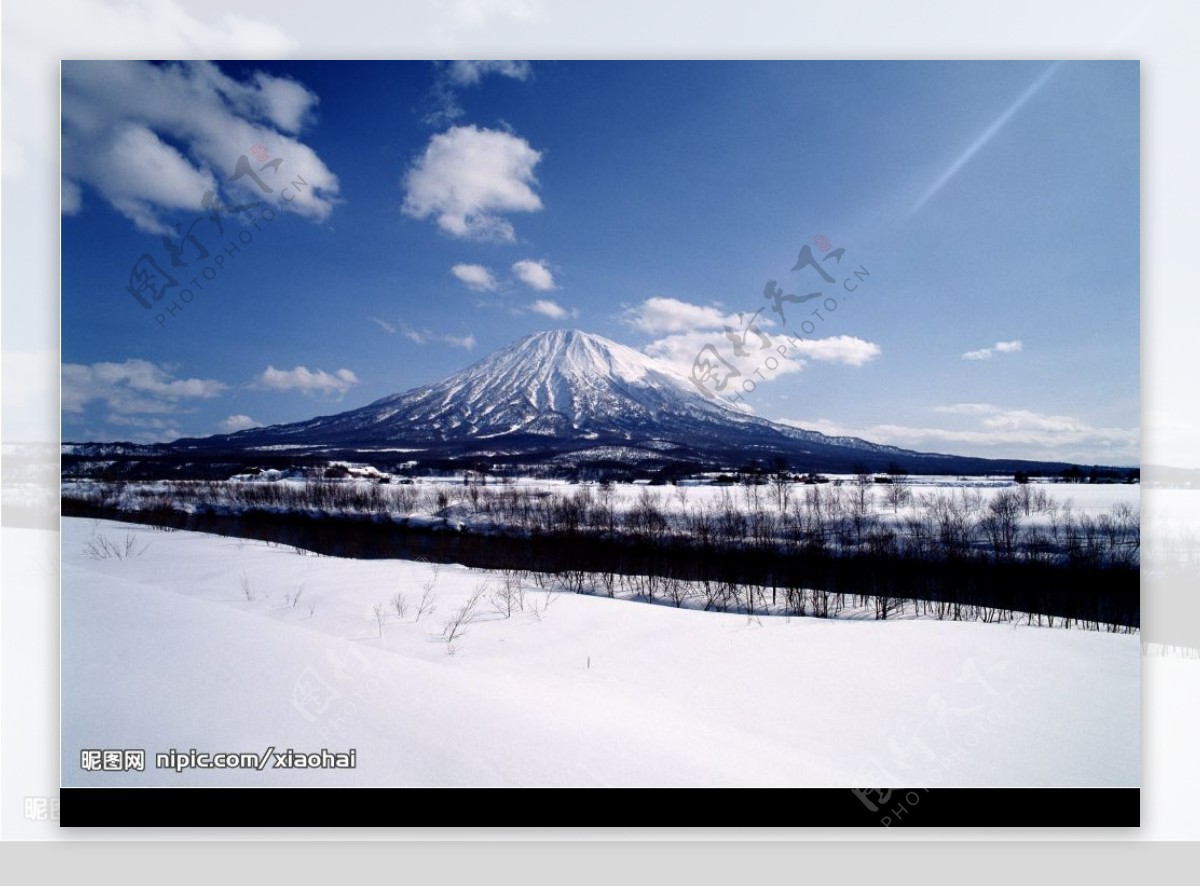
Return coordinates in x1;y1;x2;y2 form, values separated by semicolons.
401;125;543;241
622;296;880;391
244;71;317;134
77;123;218;233
621;296;734;335
448;60;532;86
782;403;1139;464
253;365;359;396
370;317;397;334
789;335;881;367
652;330;881;383
512;259;556;291
219;414;262;433
642;329;803;382
62;359;226;415
963;339;1023;360
451;263;498;291
61;60;340;233
528;299;570;319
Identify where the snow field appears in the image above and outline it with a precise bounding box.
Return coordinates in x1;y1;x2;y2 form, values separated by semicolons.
62;517;1137;788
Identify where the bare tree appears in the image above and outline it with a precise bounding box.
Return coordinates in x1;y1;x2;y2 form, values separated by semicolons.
852;465;873;519
1015;475;1034;516
885;469;912;514
770;471;792;513
982;488;1022;561
391;591;408;620
663;575;691;608
673;483;690;513
597;480;617;536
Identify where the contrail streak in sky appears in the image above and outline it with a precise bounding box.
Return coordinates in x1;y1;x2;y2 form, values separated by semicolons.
907;61;1064;217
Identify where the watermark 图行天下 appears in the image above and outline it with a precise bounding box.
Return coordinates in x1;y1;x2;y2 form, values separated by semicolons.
688;233;871;405
122;144;309;329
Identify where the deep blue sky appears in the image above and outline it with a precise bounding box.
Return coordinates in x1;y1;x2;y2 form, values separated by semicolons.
61;60;1138;463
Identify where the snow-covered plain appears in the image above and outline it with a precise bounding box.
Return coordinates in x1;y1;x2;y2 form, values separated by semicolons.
61;516;1138;788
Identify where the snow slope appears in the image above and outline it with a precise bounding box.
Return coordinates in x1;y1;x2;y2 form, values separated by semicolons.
61;518;1138;788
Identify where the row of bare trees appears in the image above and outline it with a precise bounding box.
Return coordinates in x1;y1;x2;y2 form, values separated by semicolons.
62;477;1139;570
479;565;1135;633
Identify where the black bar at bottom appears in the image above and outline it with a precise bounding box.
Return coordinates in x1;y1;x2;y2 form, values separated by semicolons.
60;788;1138;828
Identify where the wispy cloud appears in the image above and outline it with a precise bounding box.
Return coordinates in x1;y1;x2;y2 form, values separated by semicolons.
448;60;532;86
383;322;478;351
101;413;185;443
512;259;556;291
963;339;1023;360
61;61;340;233
401;125;543;241
252;365;359;396
782;402;1138;464
425;59;533;126
451;263;498;291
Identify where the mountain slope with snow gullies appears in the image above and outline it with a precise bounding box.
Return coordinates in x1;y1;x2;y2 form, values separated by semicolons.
166;330;1070;473
359;328;743;438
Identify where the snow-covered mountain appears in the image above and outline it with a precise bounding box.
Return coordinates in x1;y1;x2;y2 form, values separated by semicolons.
220;329;777;444
167;329;1064;473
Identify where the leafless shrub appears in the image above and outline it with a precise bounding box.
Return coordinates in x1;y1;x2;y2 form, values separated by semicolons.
415;586;437;622
83;531;148;561
530;587;557;621
443;583;486;648
414;564;440;622
491;574;524;618
286;584;305;608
